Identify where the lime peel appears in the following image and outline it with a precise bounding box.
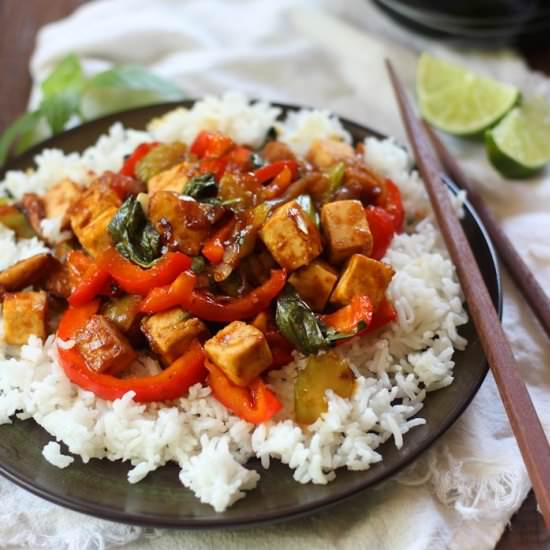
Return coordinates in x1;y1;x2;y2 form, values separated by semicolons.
417;53;519;136
486;98;550;179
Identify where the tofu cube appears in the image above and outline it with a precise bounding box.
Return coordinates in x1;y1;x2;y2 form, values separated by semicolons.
141;308;208;366
148;192;209;256
288;260;338;312
259;200;322;271
74;207;117;257
75;315;136;375
321;200;373;264
148;162;192;195
0;253;53;292
3;291;48;345
330;254;394;308
204;321;272;386
306;138;355;169
44;178;82;226
69;176;121;257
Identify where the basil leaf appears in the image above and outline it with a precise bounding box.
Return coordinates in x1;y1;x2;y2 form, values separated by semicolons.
275;285;328;355
108;196;162;268
40;91;81;134
0;111;42;167
183;173;218;199
81;65;184;120
41;54;84;97
14;117;51;156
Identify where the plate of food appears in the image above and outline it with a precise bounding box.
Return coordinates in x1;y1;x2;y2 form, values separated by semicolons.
0;93;500;527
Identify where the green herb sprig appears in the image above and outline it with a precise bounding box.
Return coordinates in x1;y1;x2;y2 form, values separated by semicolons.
0;54;184;167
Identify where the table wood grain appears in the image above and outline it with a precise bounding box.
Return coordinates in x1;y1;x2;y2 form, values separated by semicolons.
0;0;548;547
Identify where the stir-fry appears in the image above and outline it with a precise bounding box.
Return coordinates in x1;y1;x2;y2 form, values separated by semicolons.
0;131;404;425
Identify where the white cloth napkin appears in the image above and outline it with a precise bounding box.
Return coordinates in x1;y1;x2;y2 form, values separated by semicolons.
3;1;549;548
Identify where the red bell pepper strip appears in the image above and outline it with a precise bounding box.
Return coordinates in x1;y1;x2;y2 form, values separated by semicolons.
202;218;237;264
251;312;294;368
180;269;286;322
57;303;206;402
200;157;228;181
377;179;404;233
120;142;159;178
263;165;294;199
104;249;192;296
58;299;101;338
365;206;396;260
226;146;252;169
67;251;114;301
322;295;374;334
205;360;282;424
368;298;397;332
140;270;196;313
142;268;287;321
255;160;298;184
66;250;94;291
68;261;111;307
265;329;294;368
191;131;234;159
68;249;192;303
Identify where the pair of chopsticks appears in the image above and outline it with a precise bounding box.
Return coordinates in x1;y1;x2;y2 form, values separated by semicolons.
386;61;550;533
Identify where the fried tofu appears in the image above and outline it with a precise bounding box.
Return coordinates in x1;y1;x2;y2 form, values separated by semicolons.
330;254;394;308
43;260;72;299
75;315;136;375
148;162;193;195
3;291;48;345
306;138;355;170
69;175;121;257
20;193;46;237
321;200;373;264
141;308;208;366
261;141;296;163
0;254;53;292
77;208;118;257
204;321;272;386
288;260;338;312
148;192;209;256
44;178;82;227
259;200;322;271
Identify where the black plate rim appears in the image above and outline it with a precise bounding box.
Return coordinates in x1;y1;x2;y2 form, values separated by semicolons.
0;100;502;529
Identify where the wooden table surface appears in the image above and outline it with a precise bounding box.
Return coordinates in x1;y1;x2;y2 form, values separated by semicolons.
0;1;549;547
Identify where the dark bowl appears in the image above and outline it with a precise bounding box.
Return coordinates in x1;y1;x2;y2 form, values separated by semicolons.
373;0;550;44
0;101;501;528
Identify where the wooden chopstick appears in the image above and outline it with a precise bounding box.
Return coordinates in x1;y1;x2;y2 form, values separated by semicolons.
424;122;550;338
386;60;550;534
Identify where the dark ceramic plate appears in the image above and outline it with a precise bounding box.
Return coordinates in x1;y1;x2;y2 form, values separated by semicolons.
0;102;501;528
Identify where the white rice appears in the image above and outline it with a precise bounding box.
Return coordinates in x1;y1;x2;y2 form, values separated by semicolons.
42;441;74;469
275;108;352;157
0;225;49;271
0;93;467;512
40;216;72;244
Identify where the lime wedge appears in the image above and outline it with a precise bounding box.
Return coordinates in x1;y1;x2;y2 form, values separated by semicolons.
417;53;519;136
485;97;550;178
